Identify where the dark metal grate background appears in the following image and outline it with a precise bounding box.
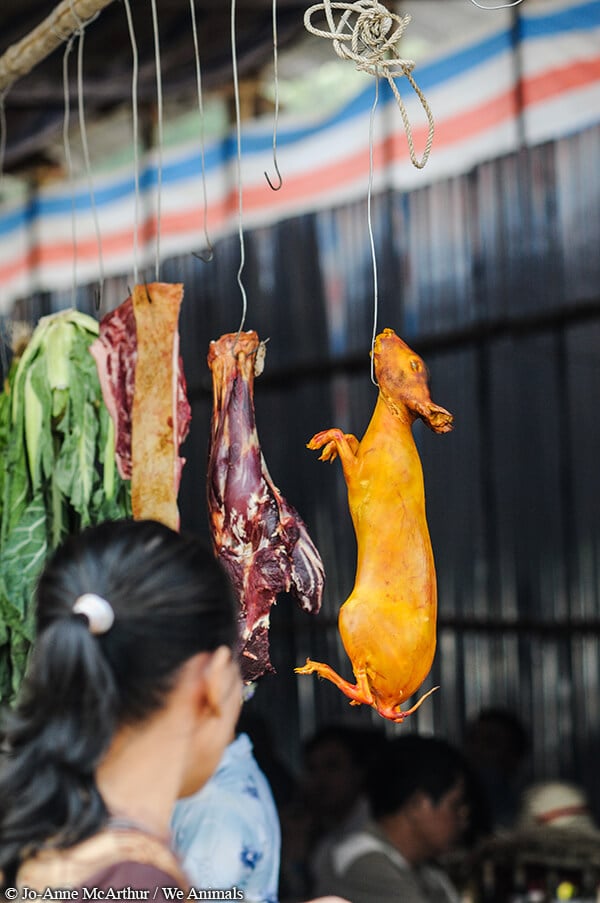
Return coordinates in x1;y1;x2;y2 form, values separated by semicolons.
8;122;600;814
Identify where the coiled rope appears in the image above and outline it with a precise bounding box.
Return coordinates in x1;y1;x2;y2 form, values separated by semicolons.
304;0;434;169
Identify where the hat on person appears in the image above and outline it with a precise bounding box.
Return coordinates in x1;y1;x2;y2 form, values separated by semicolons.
517;781;597;832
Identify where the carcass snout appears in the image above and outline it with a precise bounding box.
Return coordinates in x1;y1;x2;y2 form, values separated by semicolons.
373;328;454;433
416;401;454;433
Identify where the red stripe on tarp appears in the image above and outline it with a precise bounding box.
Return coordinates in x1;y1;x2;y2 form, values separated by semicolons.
0;56;598;290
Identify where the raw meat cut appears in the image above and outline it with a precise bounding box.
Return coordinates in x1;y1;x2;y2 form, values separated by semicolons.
90;282;191;530
207;330;324;682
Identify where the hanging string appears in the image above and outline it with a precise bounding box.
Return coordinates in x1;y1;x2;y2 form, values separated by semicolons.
62;35;78;308
122;0;140;285
150;0;164;282
469;0;523;8
76;20;104;309
264;0;282;191
0;90;6;193
367;74;379;388
231;0;248;337
189;0;214;262
0;92;7;382
304;2;434;169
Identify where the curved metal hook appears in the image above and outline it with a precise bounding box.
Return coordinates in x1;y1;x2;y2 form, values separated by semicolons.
265;0;282;191
192;242;214;263
264;159;283;191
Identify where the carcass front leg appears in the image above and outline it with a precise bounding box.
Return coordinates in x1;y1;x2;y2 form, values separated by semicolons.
295;659;374;707
307;429;360;467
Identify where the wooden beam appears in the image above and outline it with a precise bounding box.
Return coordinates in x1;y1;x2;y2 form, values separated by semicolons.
0;0;116;93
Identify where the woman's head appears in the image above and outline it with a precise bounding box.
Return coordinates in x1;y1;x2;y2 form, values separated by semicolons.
35;518;237;722
0;519;239;875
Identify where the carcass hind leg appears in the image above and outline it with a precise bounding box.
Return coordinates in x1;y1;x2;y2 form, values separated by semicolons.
295;659;374;707
377;685;440;723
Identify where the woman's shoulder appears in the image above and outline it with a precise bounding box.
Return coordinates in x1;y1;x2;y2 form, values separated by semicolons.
17;827;187;894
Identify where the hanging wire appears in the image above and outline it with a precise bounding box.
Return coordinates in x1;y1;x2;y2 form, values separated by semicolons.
264;0;282;191
76;21;104;310
0;90;6;194
367;73;379;388
0;91;7;382
62;35;78;308
150;0;164;282
231;0;248;337
468;0;524;8
189;0;214;262
123;0;140;285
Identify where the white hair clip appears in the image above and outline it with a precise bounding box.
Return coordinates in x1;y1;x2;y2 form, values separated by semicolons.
73;593;115;635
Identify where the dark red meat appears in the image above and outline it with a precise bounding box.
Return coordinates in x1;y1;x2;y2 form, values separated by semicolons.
207;330;324;682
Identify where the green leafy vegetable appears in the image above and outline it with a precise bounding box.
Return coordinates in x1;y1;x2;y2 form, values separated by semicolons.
0;309;131;701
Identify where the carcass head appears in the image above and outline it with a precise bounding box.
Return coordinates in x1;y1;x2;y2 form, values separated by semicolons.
373;328;454;434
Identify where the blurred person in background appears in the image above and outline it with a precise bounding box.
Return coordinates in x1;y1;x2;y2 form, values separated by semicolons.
172;711;282;902
314;734;472;903
279;723;386;901
463;707;531;832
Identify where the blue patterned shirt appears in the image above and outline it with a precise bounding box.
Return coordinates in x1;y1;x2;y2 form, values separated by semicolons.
171;733;281;903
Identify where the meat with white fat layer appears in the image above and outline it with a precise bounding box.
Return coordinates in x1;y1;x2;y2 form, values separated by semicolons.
90;282;191;530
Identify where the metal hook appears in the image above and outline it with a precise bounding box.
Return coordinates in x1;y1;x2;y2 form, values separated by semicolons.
192;241;214;263
264;159;282;191
265;0;282;191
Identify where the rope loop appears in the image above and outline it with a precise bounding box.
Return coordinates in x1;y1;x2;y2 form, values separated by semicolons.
304;0;434;169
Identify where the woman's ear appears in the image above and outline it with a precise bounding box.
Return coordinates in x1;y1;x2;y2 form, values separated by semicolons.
177;648;241;799
198;645;241;717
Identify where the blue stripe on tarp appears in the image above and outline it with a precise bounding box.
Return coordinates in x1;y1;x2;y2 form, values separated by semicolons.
0;0;598;237
523;1;600;38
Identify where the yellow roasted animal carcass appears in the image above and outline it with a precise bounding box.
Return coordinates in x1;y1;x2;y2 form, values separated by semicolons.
296;328;453;722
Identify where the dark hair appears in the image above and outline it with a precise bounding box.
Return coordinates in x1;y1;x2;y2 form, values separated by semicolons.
0;519;236;879
367;735;469;819
303;724;386;772
465;707;531;759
